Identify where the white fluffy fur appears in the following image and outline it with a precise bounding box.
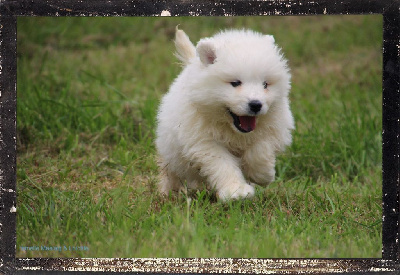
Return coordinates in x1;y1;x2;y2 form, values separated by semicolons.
156;28;294;201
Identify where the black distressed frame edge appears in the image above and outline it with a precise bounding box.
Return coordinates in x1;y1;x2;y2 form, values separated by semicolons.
0;0;399;273
0;15;17;275
382;4;400;263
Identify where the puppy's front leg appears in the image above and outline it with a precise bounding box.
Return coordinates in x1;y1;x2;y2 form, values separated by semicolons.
242;142;276;186
187;142;255;201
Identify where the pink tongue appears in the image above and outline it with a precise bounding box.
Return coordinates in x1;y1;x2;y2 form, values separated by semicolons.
239;116;256;132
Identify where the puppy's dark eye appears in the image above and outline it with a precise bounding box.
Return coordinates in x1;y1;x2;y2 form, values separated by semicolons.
230;80;242;87
263;81;268;89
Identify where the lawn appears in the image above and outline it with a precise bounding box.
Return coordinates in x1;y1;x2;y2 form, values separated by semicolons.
16;15;382;258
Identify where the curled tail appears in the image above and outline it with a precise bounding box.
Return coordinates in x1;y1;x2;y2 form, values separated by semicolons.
174;26;196;66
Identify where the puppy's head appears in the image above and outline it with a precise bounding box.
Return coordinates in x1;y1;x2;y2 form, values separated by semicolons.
187;29;291;134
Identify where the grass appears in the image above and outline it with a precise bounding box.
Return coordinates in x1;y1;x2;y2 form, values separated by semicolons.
16;15;382;258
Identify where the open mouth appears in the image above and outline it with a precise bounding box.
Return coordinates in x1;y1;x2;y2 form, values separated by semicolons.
228;110;256;133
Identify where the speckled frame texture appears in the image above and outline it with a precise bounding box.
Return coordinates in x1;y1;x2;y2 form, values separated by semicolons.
0;0;399;274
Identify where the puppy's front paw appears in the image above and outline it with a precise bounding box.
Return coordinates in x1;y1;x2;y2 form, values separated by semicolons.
248;168;275;187
217;183;255;201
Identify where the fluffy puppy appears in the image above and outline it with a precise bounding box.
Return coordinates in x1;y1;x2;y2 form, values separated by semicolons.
156;28;294;201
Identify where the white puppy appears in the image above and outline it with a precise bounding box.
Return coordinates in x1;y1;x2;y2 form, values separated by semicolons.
156;28;294;201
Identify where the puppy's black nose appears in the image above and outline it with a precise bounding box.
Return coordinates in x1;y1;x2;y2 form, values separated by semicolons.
248;100;262;114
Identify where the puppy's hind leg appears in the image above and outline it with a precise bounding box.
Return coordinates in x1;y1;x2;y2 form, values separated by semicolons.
157;161;183;195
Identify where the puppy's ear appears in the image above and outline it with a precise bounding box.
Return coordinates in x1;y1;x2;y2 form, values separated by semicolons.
264;35;275;43
197;40;217;66
175;26;196;66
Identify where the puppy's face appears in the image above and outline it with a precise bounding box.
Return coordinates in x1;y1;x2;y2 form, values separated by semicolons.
189;30;290;133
